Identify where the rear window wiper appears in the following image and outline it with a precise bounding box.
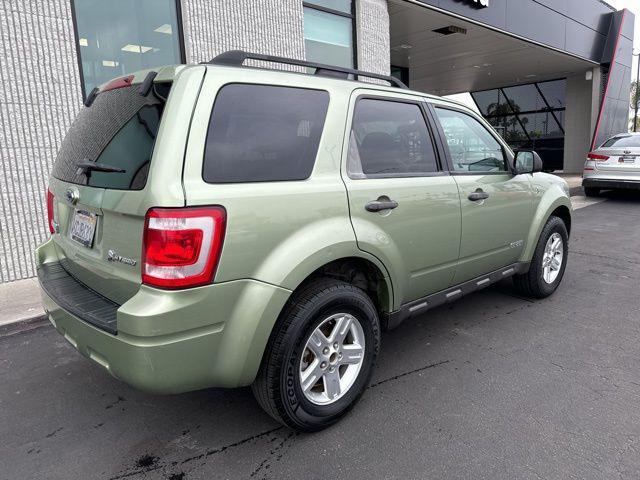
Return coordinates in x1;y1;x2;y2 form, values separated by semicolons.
76;159;126;179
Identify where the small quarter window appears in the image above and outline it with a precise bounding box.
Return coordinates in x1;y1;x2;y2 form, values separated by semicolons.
348;99;439;178
203;85;330;183
434;108;507;173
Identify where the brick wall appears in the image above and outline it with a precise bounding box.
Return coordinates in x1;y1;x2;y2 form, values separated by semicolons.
180;0;305;63
0;0;82;282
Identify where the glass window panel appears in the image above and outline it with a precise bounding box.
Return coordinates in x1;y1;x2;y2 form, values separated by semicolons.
435;108;507;173
304;7;354;68
519;112;563;139
553;110;565;131
203;85;330;183
602;135;640;147
73;0;182;95
538;80;566;108
348;99;438;177
503;84;545;113
490;117;528;143
53;85;166;190
471;90;512;117
305;0;352;13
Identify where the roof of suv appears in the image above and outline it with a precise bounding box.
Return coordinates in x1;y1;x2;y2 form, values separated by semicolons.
202;50;470;111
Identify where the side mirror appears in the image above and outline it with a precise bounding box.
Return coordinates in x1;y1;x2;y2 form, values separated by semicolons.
513;149;543;174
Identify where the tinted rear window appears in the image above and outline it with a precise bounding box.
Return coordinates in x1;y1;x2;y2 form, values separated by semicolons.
602;136;640;148
203;84;329;183
52;84;168;190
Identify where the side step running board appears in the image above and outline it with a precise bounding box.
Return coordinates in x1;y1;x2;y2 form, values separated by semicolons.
385;262;529;330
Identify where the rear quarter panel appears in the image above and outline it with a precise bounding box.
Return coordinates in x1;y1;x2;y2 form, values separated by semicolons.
182;68;390;295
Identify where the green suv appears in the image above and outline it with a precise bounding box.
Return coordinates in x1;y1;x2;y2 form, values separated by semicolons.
37;51;572;431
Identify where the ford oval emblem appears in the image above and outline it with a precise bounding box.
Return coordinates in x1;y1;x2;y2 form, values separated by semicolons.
65;187;80;205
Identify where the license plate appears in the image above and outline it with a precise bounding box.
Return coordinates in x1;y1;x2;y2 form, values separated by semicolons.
70;210;97;248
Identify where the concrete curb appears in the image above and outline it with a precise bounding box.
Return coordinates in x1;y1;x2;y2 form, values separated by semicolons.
0;315;50;338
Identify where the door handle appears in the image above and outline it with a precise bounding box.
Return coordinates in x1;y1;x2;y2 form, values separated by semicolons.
365;199;399;212
468;190;489;202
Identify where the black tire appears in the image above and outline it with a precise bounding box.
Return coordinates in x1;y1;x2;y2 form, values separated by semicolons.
513;216;568;299
584;187;600;197
252;277;380;432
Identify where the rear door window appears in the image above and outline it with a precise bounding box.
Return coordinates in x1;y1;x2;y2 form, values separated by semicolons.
52;84;168;190
347;98;439;178
202;84;330;183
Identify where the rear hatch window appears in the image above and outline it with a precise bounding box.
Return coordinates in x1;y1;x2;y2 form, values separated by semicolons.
52;82;169;190
48;77;176;306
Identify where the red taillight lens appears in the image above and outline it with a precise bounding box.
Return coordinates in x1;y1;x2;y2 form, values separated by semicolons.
142;207;226;289
46;189;55;234
587;152;609;161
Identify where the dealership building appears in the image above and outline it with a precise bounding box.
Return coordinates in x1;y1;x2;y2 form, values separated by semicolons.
0;0;635;283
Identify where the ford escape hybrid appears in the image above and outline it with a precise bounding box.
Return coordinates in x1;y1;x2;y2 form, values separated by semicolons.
37;51;572;431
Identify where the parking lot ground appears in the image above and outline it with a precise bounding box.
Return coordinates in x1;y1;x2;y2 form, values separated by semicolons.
2;191;640;480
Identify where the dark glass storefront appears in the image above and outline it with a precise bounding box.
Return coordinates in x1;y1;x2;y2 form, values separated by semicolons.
471;79;567;170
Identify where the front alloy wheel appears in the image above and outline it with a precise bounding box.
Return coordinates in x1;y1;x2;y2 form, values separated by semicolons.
513;215;568;298
542;233;564;284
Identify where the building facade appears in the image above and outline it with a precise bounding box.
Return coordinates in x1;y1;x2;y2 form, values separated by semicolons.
0;0;634;283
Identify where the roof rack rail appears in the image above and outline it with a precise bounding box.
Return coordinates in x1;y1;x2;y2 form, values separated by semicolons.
208;50;408;89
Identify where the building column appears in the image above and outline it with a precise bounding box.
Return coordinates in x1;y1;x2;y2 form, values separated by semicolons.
563;68;602;173
0;0;82;283
355;0;390;75
179;0;305;63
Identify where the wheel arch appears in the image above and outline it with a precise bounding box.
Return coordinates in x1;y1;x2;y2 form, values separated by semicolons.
290;256;394;317
521;194;572;262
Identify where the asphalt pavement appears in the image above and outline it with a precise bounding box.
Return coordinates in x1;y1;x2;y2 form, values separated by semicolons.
2;191;640;480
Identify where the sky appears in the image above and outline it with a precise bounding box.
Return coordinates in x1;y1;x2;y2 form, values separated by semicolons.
447;0;639;111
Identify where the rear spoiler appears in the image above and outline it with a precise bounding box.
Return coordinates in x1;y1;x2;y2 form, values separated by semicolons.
84;71;158;108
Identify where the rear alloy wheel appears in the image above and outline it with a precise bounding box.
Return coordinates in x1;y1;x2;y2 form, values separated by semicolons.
252;278;380;432
299;313;366;406
513;216;568;298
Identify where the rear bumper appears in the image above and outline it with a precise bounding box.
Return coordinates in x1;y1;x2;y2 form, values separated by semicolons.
36;239;291;393
582;178;640;191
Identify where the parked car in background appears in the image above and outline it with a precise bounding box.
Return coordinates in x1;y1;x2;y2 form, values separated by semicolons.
37;51;572;432
583;133;640;196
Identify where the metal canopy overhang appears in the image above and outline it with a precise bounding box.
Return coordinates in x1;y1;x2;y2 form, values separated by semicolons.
389;0;598;96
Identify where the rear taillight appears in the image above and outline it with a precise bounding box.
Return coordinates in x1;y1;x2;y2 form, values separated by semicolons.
142;207;226;289
587;152;609;161
46;189;55;234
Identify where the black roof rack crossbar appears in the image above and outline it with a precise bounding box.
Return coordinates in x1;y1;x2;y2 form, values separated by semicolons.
208;50;408;89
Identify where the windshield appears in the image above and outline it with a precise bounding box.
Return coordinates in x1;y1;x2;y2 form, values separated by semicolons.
52;83;169;190
601;135;640;148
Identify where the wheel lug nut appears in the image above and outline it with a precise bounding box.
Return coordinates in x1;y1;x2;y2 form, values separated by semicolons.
321;362;327;369
333;342;338;349
323;347;330;355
